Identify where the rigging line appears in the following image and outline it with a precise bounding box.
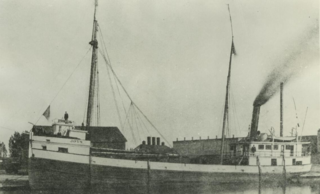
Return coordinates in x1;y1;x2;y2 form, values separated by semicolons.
122;103;133;129
132;103;171;147
98;25;112;64
34;46;92;124
132;106;142;144
128;105;137;145
292;98;300;127
112;70;128;115
97;29;127;122
132;105;149;140
102;52;124;130
135;107;151;134
0;126;18;132
97;27;170;146
301;107;308;138
98;36;128;126
97;29;133;104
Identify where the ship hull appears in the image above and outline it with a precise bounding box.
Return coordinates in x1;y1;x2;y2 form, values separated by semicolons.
29;154;311;191
28;157;90;190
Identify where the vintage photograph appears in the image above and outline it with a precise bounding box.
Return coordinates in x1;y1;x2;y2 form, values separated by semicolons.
0;0;319;193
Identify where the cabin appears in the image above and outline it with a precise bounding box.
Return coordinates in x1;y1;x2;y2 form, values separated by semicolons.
32;120;127;150
230;137;311;166
89;127;127;150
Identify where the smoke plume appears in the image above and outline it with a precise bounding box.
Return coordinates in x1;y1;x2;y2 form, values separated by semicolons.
253;23;319;106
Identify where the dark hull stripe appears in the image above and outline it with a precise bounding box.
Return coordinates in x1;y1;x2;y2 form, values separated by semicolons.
29;157;303;191
28;158;90;190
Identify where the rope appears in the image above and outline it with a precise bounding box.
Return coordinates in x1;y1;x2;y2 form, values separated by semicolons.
101;50;124;130
128;104;137;145
133;103;171;146
132;106;142;144
97;28;171;147
301;107;308;140
0;126;18;132
35;46;92;124
135;107;151;134
113;72;128;116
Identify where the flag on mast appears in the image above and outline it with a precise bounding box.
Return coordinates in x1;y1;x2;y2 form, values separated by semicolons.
232;41;236;55
43;106;50;120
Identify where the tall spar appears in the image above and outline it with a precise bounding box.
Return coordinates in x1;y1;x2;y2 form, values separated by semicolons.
86;0;99;129
220;5;236;164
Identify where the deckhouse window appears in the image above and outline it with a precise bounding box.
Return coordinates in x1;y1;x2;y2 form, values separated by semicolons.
258;145;264;150
271;159;277;166
273;145;279;150
42;145;47;150
58;147;68;153
266;145;271;150
286;145;292;150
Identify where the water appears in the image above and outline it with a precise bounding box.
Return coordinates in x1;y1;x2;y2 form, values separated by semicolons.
1;182;320;194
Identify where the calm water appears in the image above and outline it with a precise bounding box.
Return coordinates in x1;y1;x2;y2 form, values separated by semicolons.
1;182;320;194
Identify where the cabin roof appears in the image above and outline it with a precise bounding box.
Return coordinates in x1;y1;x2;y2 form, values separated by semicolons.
33;125;127;143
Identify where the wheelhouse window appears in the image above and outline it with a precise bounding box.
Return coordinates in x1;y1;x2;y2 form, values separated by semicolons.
273;145;279;150
266;145;272;150
58;147;68;153
258;145;264;150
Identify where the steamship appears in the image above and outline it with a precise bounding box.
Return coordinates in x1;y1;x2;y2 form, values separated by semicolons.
28;1;312;190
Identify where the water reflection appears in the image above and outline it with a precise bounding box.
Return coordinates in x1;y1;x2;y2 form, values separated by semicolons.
1;182;320;194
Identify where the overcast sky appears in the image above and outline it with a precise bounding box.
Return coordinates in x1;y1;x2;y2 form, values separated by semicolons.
0;0;318;149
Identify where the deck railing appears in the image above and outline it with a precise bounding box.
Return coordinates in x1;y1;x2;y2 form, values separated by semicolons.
248;151;310;157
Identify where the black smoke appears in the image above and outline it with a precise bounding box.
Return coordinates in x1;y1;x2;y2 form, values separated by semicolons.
254;23;319;106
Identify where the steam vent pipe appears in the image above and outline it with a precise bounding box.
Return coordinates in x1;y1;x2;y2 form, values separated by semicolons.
250;105;261;140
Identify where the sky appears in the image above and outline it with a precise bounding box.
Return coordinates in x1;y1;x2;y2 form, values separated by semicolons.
0;0;319;149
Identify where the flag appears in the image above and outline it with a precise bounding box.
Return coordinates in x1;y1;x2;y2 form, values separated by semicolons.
231;41;236;55
43;105;50;120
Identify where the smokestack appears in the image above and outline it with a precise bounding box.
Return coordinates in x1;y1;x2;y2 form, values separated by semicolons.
152;137;156;145
147;137;151;145
250;106;261;140
157;137;160;145
142;141;146;145
280;82;283;137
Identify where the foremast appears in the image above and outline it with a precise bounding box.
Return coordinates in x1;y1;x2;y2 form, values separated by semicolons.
220;5;236;164
86;0;99;129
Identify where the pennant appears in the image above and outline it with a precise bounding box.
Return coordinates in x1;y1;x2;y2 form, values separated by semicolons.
43;105;50;120
231;41;236;55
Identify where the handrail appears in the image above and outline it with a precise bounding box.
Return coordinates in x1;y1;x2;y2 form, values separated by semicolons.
248;151;311;157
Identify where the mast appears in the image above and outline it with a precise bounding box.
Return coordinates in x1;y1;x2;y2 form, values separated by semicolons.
86;0;99;129
220;5;236;164
280;82;283;137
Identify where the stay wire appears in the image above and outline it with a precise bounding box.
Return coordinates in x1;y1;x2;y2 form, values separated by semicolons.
101;50;124;130
98;26;171;147
35;46;92;124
